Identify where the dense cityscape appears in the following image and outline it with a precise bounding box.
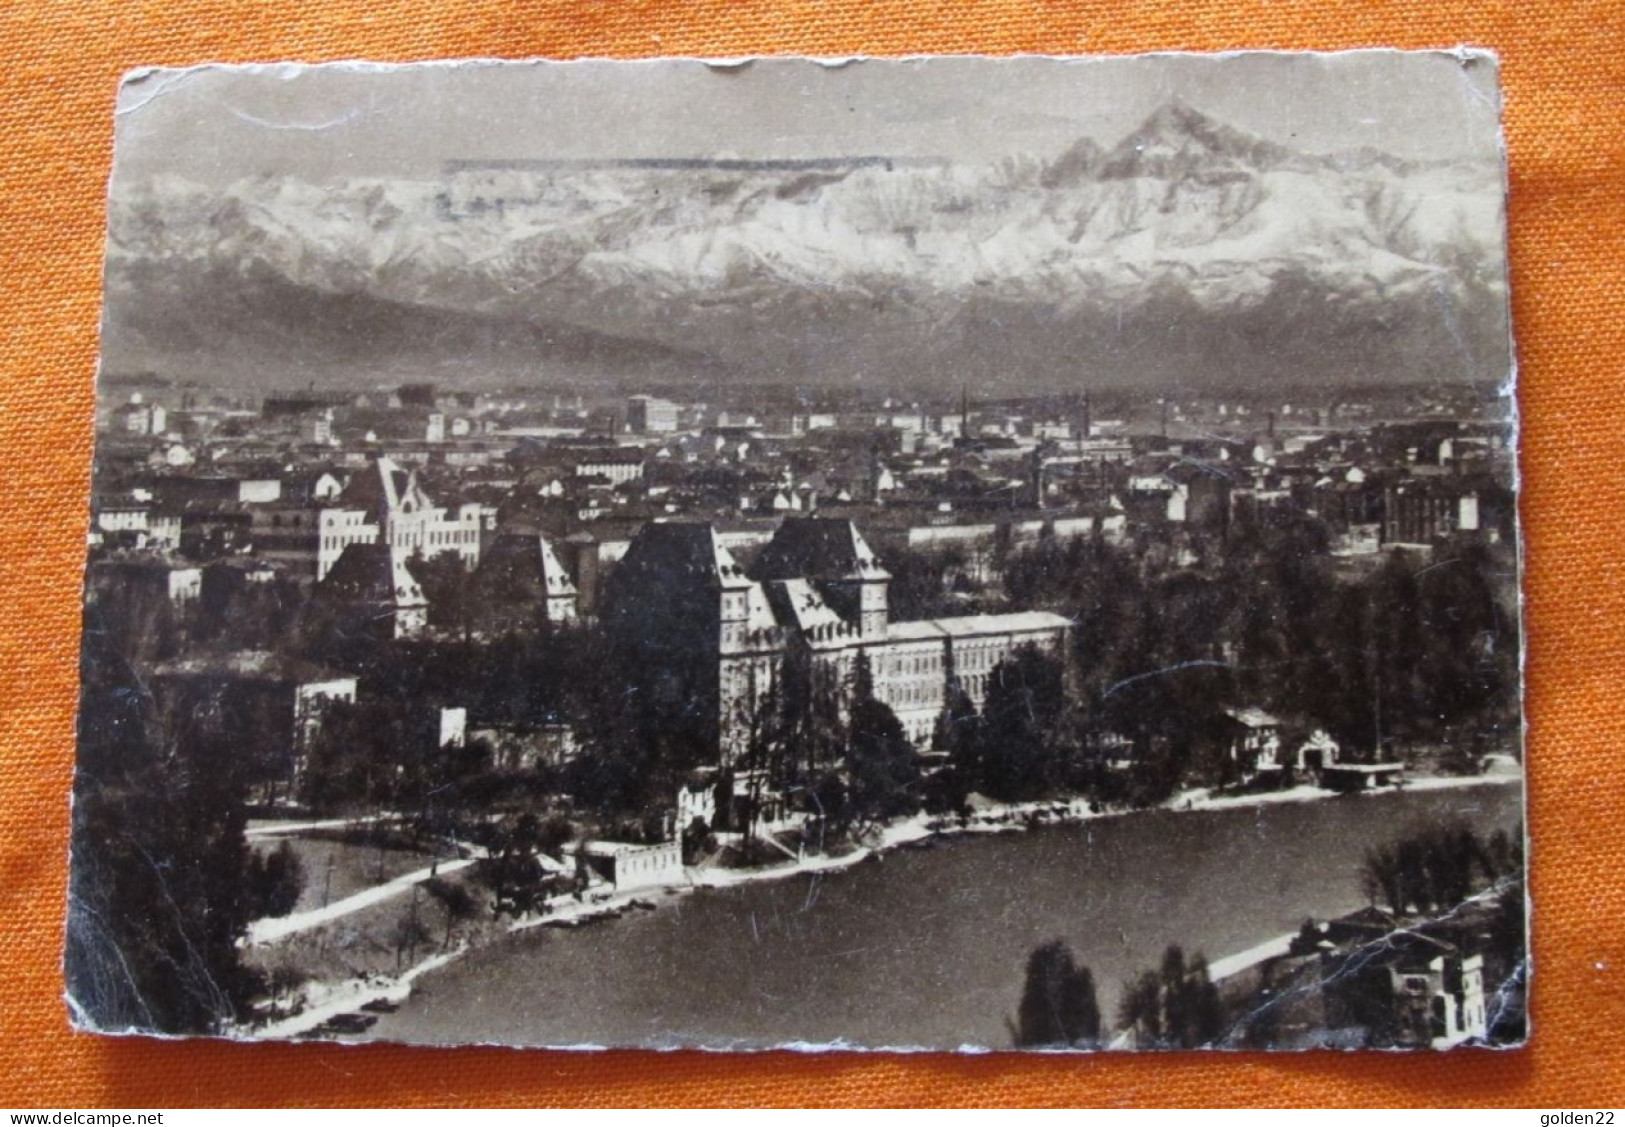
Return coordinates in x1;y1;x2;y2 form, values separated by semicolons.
71;370;1523;1047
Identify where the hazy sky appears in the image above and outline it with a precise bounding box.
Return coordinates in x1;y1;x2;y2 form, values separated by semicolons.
112;51;1504;186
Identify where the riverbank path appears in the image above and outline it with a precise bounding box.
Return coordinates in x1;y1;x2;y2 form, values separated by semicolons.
245;856;477;946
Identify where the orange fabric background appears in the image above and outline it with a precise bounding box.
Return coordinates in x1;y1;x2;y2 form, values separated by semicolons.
1;0;1621;1108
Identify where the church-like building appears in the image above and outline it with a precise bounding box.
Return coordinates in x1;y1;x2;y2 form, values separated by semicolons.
255;455;491;584
604;517;1071;760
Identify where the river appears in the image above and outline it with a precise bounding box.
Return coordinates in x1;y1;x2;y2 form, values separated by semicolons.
368;780;1522;1050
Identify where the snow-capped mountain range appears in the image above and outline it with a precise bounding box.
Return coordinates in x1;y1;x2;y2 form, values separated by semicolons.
102;100;1510;393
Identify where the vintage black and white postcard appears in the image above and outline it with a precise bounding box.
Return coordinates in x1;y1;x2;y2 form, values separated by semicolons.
68;51;1525;1051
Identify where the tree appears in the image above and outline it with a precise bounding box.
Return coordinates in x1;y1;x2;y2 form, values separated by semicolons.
392;888;433;973
414;732;494;844
878;542;979;620
478;812;575;919
1003;535;1082;611
1013;940;1101;1048
1361;842;1408;914
1482;826;1521;882
194;572;305;653
1117;970;1164;1046
979;645;1069;801
826;650;919;828
567;626;707;822
932;684;982;812
1486;883;1528;1043
248;840;306;919
424;876;480;948
66;644;268;1034
1116;944;1225;1049
1409;545;1512;737
847;695;920;826
850;648;876;705
410;550;474;637
300;698;433;815
680;815;716;865
782;641;847;781
81;569;188;665
1361;824;1496;916
1418;822;1482;909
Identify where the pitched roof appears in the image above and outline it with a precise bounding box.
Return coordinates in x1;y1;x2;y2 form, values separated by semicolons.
764;579;856;644
476;531;578;598
885;620;949;643
927;611;1072;638
618;521;756;591
1223;706;1282;728
338;456;432;521
320;542;426;608
752;517;891;583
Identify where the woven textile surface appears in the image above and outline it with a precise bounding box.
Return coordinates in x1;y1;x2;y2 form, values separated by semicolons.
0;0;1621;1108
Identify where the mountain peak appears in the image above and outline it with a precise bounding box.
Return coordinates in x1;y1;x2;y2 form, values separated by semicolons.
1099;98;1297;179
1140;95;1209;131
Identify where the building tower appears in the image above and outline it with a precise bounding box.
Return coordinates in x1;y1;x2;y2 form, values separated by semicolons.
854;557;890;641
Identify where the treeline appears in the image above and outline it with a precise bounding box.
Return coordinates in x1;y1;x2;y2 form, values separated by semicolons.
1360;821;1522;916
938;640;1225;809
1011;940;1223;1050
1001;519;1519;759
1117;946;1225;1050
1011;820;1526;1051
721;639;1161;847
67;627;308;1035
81;565;306;666
90;516;1522;845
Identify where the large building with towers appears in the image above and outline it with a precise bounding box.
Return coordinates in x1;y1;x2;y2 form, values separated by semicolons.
605;516;1070;759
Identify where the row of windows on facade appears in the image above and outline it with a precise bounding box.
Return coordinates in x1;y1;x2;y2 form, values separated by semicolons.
957;643;1007;673
875;652;945;678
720;624;779;648
721;655;954;709
885;677;943;708
716;639;952;682
317;527;478;553
392;527;478;549
321;533;372;552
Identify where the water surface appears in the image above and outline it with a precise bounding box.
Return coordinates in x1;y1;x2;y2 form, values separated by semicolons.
371;782;1522;1049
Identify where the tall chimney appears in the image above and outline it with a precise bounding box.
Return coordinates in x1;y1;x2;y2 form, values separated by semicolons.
1082;390;1092;440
